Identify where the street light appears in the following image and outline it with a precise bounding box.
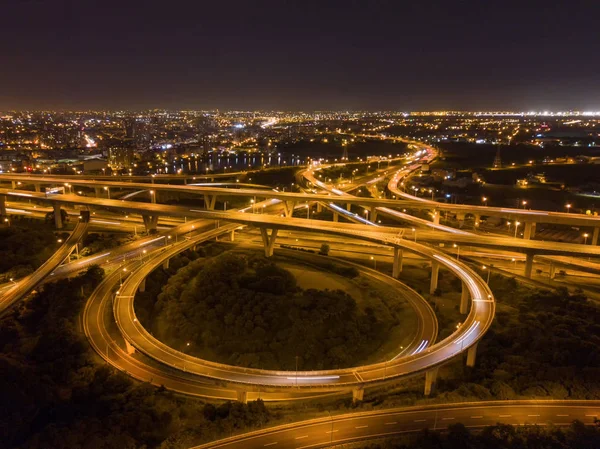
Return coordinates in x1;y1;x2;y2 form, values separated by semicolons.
583;233;589;245
522;200;528;209
482;196;488;206
412;227;417;242
482;265;491;284
514;221;520;238
453;243;460;260
566;203;572;213
370;256;376;270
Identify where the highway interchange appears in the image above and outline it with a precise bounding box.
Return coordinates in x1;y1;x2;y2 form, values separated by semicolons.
1;143;599;447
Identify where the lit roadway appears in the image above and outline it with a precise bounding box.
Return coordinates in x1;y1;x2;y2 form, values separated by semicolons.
193;401;600;449
0;217;89;316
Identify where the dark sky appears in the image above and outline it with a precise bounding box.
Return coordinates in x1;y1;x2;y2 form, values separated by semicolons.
1;0;599;111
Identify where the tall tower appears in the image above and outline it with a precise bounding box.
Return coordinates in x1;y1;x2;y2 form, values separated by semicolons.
493;146;502;168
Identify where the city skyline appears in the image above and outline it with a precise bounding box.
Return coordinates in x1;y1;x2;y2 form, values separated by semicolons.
2;0;600;111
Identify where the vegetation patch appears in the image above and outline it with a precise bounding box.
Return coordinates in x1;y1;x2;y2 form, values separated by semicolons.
150;252;396;370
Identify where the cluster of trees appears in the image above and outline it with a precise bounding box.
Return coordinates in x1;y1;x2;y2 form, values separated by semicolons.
359;422;600;449
151;253;388;370
0;264;273;449
0;226;57;280
438;278;600;400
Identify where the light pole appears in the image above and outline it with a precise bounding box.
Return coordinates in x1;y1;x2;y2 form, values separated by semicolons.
482;265;491;284
522;200;528;209
566;203;572;213
250;199;255;214
514;221;520;238
482;196;488;206
295;355;299;387
103;186;110;199
412;228;417;242
306;204;310;219
370;256;376;270
453;243;460;260
327;411;334;445
583;233;589;245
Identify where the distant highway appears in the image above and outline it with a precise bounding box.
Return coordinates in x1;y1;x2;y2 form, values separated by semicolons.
192;400;600;449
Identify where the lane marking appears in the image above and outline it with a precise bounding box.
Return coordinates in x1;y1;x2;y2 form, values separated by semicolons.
556;414;569;417
585;414;598;417
263;443;278;447
414;419;426;422
295;435;308;440
353;371;364;382
499;415;511;418
385;422;397;425
442;417;455;420
471;416;483;419
325;430;338;434
528;415;540;417
355;425;368;429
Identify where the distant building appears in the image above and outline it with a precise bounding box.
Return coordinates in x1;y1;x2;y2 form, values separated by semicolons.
493;147;502;168
108;145;134;169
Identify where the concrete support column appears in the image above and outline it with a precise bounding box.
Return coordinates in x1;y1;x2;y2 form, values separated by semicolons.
34;184;40;193
150;191;157;203
53;203;63;229
316;202;323;213
11;181;16;189
549;264;556;280
524;253;534;278
370;206;378;223
230;230;235;242
283;201;295;218
352;387;364;403
466;341;478;367
523;222;536;240
203;194;217;210
424;367;439;396
592;227;600;246
333;212;339;222
460;282;469;314
142;215;159;234
430;261;440;294
259;228;279;257
474;214;480;227
125;340;136;355
139;278;146;293
94;187;101;198
392;247;403;278
0;194;6;216
236;391;248;404
162;259;170;270
433;211;440;225
346;203;352;212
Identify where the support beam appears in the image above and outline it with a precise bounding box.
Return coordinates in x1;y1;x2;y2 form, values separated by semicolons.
259;228;279;257
230;230;235;242
352;387;364;403
34;184;40;193
593;227;600;246
392;247;403;278
424;367;439;396
203;194;217;211
142;215;159;234
316;202;323;213
549;264;556;280
139;278;146;293
163;259;170;270
524;253;534;278
94;187;101;198
430;261;440;294
523;222;536;240
283;201;296;218
236;391;248;404
460;282;469;314
370;206;378;223
333;212;339;222
125;340;136;355
0;194;6;216
466;342;478;367
346;203;352;212
53;203;63;229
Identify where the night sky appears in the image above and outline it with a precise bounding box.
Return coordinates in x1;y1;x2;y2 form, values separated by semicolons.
1;0;599;111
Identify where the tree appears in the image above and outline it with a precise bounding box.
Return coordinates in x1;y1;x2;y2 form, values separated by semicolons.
319;243;330;255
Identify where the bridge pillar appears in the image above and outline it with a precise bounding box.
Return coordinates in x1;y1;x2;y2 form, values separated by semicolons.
352;387;364;403
11;181;16;189
549;264;556;280
466;342;478;367
53;203;63;229
524;253;534;278
370;206;378;223
424;367;439;396
346;203;352;212
460;282;469;314
34;184;40;193
260;228;279;257
230;230;235;242
203;194;217;211
162;259;170;270
523;222;536;240
125;340;136;355
333;212;339;222
592;227;600;246
474;214;480;227
139;278;146;292
283;201;296;218
94;187;101;197
0;194;6;216
392;248;403;278
316;202;323;213
430;261;440;294
236;390;248;404
433;211;440;225
142;215;159;234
